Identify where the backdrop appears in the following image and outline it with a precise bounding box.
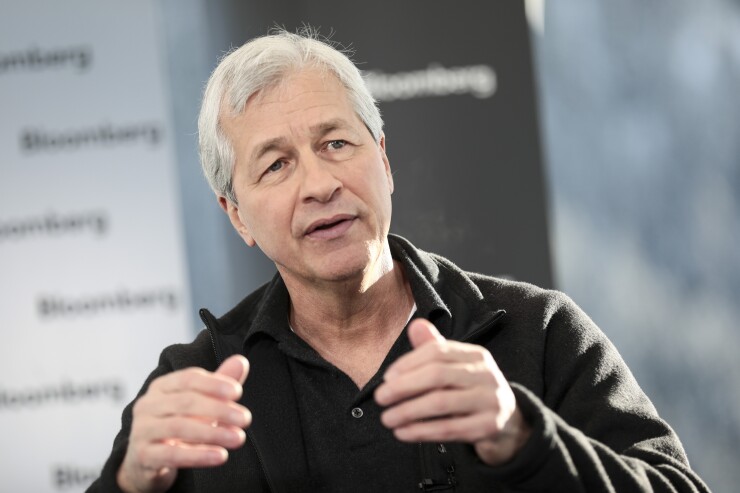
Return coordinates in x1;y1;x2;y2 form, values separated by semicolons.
0;2;191;491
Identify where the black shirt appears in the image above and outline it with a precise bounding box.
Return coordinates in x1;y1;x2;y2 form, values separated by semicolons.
276;318;419;492
244;246;454;492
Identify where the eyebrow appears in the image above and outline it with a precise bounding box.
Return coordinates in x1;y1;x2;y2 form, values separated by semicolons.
309;118;356;137
250;136;288;164
249;118;359;164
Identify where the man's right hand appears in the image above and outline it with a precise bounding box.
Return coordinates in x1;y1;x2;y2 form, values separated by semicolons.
117;355;252;493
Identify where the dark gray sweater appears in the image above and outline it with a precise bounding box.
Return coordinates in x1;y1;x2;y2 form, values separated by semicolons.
89;235;710;492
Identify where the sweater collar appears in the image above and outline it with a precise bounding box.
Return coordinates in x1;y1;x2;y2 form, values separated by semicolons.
206;234;504;353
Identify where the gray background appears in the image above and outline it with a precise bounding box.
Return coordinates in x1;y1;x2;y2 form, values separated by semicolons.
533;1;740;490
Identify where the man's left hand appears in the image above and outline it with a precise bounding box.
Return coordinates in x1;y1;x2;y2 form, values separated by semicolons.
374;318;532;466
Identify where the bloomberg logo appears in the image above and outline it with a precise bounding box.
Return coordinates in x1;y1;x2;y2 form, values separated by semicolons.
52;464;101;490
0;45;92;75
0;210;108;242
20;122;163;154
364;63;497;102
0;380;124;411
37;288;180;319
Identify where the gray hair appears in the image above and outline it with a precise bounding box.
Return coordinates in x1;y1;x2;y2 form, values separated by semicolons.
198;28;384;204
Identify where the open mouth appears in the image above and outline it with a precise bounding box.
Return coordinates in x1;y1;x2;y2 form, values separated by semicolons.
305;215;356;237
310;219;343;232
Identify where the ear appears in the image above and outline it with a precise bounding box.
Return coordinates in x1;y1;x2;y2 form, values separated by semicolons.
218;195;256;247
379;134;394;194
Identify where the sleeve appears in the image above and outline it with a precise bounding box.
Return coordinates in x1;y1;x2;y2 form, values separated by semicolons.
86;330;216;493
478;292;711;492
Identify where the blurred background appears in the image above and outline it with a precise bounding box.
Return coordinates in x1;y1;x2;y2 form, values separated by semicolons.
1;0;737;491
536;1;740;490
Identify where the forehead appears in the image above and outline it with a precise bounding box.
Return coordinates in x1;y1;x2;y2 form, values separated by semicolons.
223;68;361;140
220;69;368;176
252;67;345;107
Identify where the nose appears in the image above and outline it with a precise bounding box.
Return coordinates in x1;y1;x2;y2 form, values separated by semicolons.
298;154;342;203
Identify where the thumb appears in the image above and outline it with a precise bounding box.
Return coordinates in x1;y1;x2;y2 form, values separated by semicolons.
215;354;250;386
407;318;445;349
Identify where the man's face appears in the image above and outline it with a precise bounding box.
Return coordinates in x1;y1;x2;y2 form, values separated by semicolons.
219;68;394;286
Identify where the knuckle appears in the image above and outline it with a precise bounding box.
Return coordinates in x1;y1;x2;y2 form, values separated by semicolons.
159;443;179;466
132;398;145;416
463;362;478;376
134;445;151;466
394;405;412;424
469;349;484;363
481;369;498;385
482;392;500;411
477;349;493;363
466;426;486;442
179;368;201;383
148;376;165;392
431;342;448;358
429;365;447;385
175;368;203;388
168;418;187;437
430;393;450;415
179;393;197;413
439;424;456;441
482;415;501;437
130;415;152;440
217;405;234;423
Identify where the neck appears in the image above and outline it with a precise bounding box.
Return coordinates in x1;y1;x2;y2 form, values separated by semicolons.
283;245;414;350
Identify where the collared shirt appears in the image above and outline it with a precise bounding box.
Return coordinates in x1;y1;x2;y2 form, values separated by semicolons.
245;244;452;492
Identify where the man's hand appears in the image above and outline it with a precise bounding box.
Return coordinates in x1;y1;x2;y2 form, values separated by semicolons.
374;319;531;466
117;355;252;493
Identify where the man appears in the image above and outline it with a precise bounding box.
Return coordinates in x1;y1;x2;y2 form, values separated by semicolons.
89;30;710;492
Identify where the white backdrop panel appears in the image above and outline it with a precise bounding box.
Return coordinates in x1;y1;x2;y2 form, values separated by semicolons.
0;1;192;491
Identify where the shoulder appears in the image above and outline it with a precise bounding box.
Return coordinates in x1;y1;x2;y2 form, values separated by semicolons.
467;270;588;327
390;233;594;337
157;329;219;372
431;250;580;324
433;253;606;361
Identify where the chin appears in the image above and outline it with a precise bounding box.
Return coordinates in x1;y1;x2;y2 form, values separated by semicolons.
279;235;388;285
315;259;368;283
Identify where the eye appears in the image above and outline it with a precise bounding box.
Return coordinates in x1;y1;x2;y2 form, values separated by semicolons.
266;160;284;174
326;139;347;151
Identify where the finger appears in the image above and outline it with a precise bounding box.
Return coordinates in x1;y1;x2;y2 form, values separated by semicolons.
136;416;246;449
384;338;486;381
380;387;496;428
134;391;252;428
392;411;503;444
149;368;243;400
375;361;492;406
136;441;230;470
408;318;444;349
215;355;250;386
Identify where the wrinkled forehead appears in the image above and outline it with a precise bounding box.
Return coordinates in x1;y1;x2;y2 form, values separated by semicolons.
218;67;368;157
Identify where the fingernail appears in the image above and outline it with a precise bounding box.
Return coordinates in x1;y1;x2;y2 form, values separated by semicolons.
230;409;250;426
233;428;246;443
208;449;228;464
222;428;244;446
221;383;239;398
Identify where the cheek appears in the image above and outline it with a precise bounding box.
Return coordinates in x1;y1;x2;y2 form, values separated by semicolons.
372;166;394;202
242;195;292;237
